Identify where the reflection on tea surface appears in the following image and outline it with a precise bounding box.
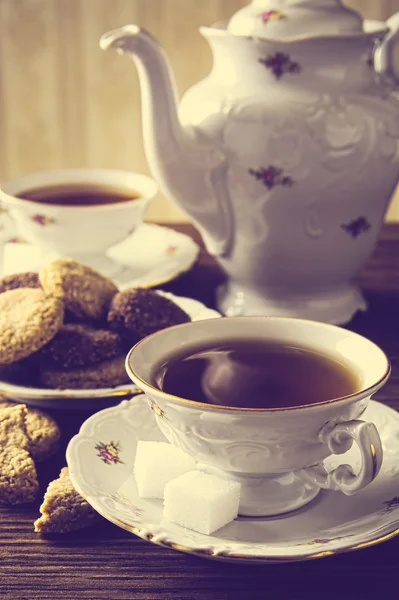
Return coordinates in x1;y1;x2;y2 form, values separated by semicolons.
155;340;360;409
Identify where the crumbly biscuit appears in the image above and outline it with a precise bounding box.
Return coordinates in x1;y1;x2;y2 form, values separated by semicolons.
107;288;190;345
0;400;60;462
40;355;130;390
0;405;39;504
0;272;40;294
0;288;64;364
35;323;125;369
34;467;100;533
39;258;118;321
0;404;29;449
0;446;39;504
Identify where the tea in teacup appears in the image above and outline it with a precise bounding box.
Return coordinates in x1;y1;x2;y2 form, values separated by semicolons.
154;340;360;409
17;184;139;206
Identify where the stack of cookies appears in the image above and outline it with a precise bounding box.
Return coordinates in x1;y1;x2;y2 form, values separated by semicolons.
0;400;100;533
0;258;190;390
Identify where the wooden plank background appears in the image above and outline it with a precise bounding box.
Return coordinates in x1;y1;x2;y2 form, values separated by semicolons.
0;0;399;222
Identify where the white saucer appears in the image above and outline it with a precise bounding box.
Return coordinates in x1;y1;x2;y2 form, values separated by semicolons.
2;223;199;289
0;292;220;411
66;397;399;563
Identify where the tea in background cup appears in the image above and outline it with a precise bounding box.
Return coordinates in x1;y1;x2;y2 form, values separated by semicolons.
126;316;389;517
0;168;158;277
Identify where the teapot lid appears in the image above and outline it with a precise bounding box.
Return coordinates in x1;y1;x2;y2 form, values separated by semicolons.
227;0;366;40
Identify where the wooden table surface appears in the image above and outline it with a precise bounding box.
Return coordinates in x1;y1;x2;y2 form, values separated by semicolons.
1;223;399;600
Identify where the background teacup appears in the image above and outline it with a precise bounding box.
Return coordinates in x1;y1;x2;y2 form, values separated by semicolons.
0;168;158;277
126;316;390;517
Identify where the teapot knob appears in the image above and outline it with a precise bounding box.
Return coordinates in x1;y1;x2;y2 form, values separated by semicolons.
374;13;399;85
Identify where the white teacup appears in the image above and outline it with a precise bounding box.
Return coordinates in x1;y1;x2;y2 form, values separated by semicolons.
126;317;390;517
0;168;158;277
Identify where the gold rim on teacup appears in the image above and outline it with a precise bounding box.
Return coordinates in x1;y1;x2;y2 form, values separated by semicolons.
125;315;390;413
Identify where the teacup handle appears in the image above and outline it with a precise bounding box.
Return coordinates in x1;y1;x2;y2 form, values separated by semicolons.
299;420;383;496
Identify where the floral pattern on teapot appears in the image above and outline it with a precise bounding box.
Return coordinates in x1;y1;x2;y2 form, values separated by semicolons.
258;52;302;79
259;10;286;24
248;165;294;189
341;216;371;238
383;497;399;513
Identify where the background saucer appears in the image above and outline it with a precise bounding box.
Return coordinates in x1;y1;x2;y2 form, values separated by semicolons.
110;223;199;288
0;292;220;410
67;399;399;563
2;223;199;289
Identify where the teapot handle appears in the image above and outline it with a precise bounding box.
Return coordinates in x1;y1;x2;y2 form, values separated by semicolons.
374;13;399;85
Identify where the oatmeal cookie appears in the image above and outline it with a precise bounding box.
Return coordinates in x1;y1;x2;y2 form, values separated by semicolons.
40;355;130;390
35;323;125;369
0;272;40;294
107;288;190;345
34;467;100;533
0;405;39;504
0;400;60;462
0;288;64;364
39;258;118;321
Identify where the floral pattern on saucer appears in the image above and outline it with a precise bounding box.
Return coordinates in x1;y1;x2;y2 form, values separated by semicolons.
67;398;399;564
95;441;124;465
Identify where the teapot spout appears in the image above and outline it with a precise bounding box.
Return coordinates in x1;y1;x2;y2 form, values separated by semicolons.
100;26;184;169
100;26;233;257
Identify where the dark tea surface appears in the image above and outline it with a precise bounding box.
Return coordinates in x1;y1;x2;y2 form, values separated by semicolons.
154;341;360;409
17;184;139;206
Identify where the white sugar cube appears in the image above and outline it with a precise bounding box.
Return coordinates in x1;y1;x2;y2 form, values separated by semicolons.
163;471;241;535
134;441;196;498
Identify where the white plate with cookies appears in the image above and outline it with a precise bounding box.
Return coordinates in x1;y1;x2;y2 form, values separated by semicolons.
0;258;220;410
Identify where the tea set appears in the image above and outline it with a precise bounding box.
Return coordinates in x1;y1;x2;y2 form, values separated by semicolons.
2;0;399;563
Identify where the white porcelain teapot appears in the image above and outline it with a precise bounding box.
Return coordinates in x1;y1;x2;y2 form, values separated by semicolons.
100;0;399;323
